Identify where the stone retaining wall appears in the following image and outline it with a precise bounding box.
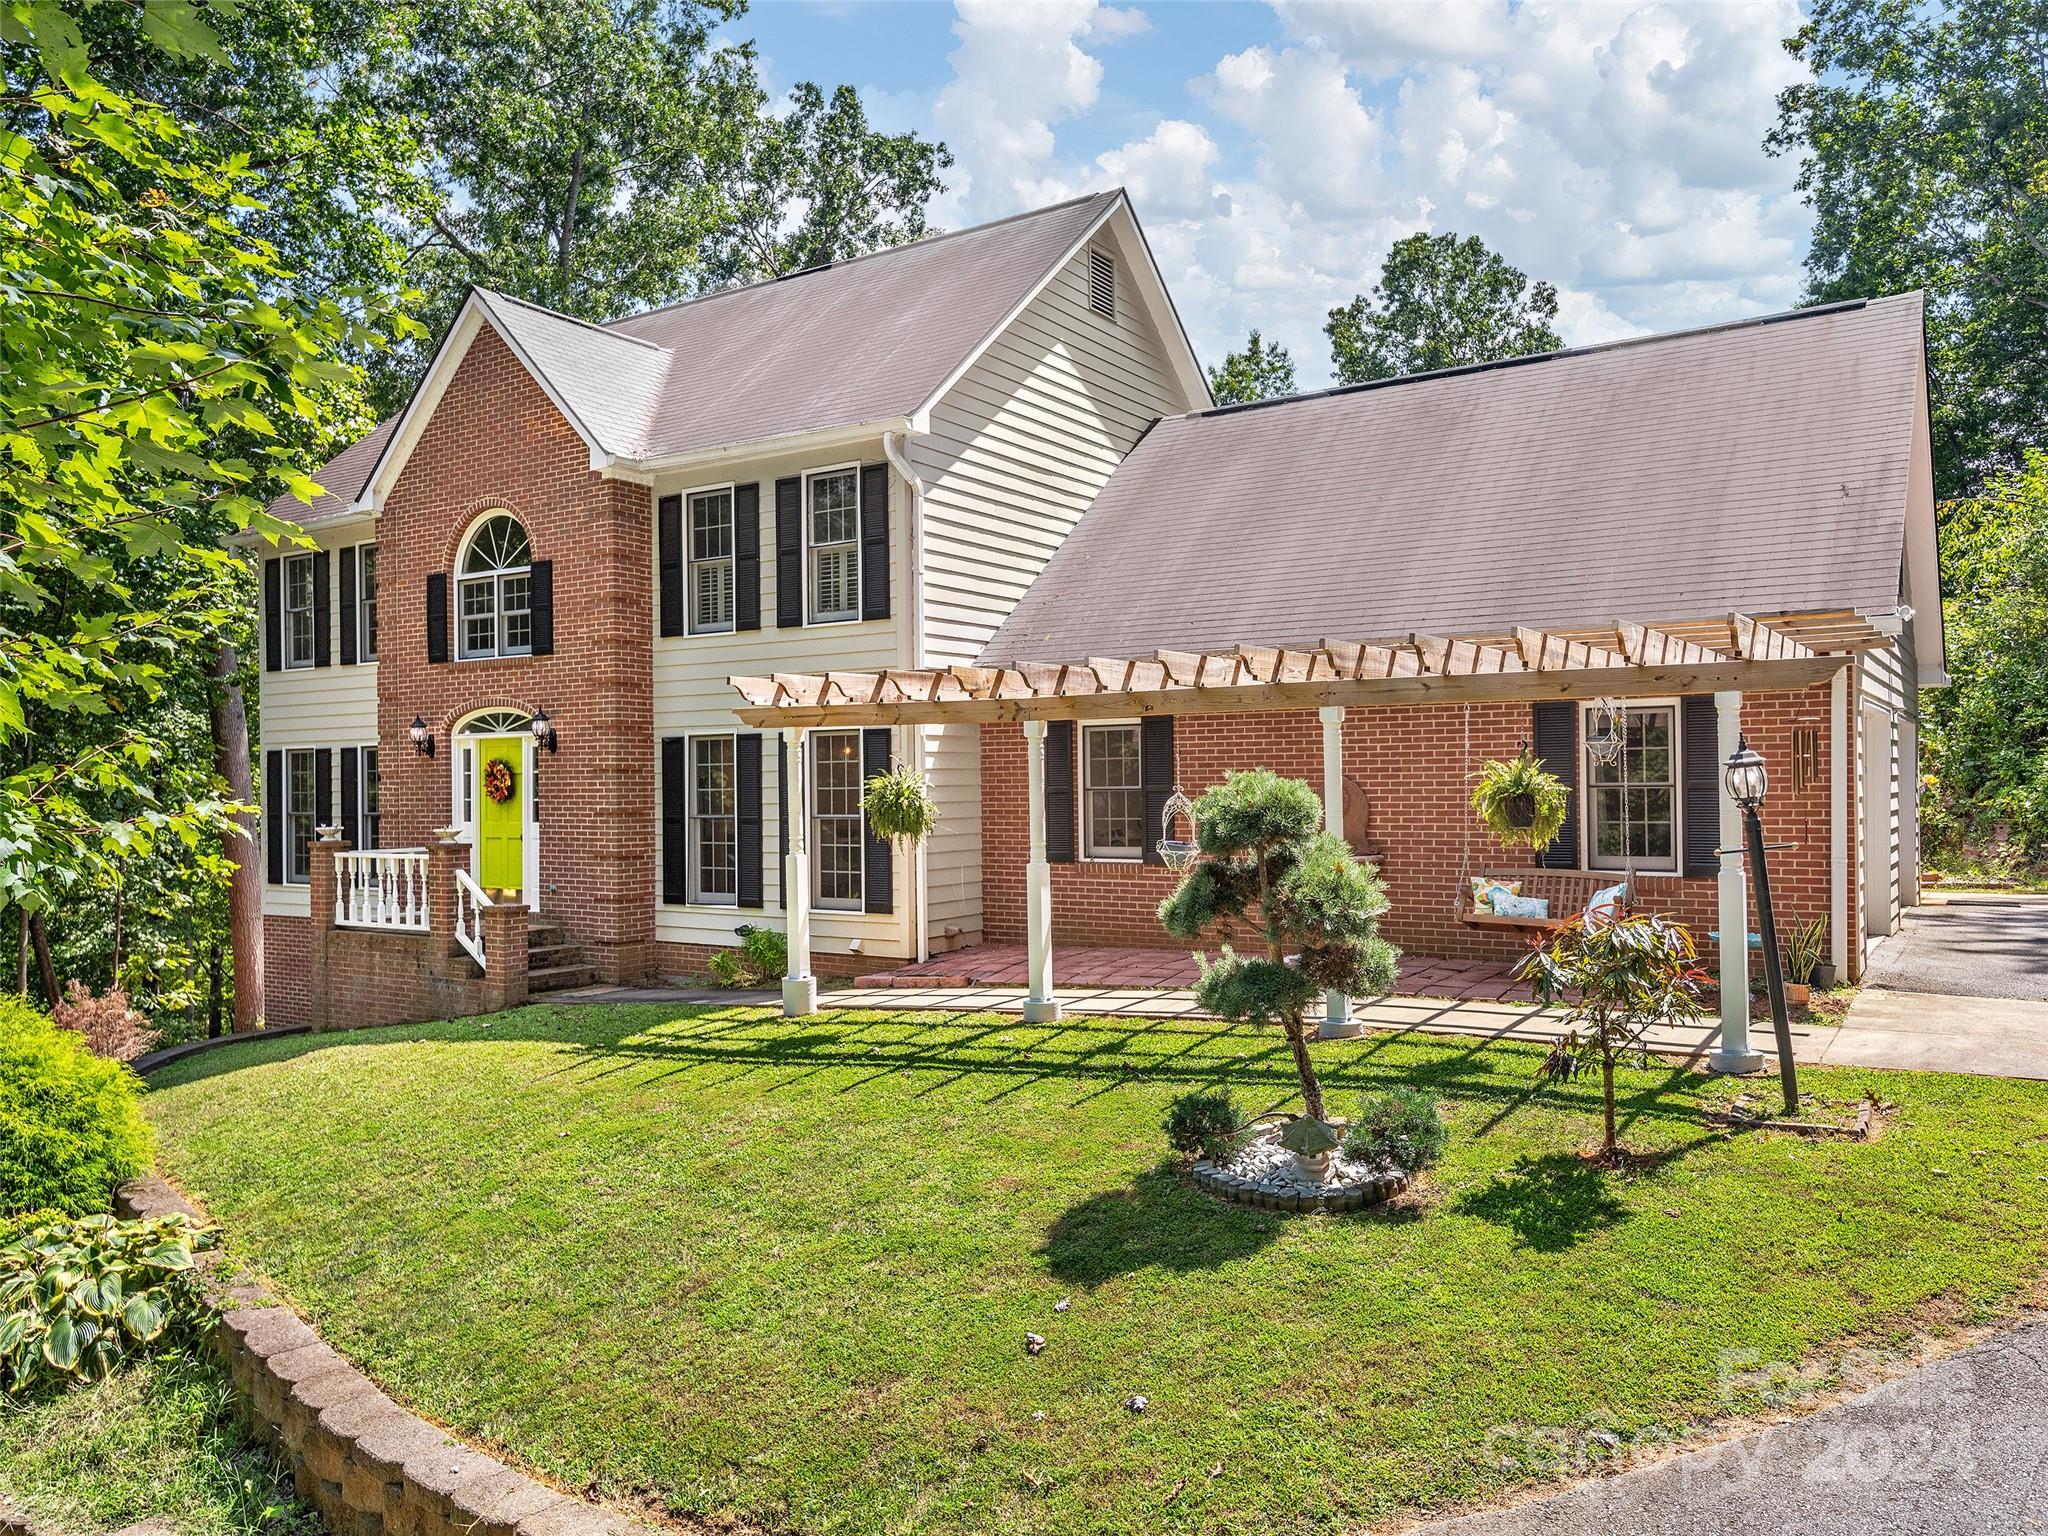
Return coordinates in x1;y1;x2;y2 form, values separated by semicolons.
115;1174;658;1536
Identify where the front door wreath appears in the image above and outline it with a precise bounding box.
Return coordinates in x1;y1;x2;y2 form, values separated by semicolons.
484;757;516;804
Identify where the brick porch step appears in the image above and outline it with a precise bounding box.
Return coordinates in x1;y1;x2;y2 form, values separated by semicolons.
528;962;597;993
526;920;591;992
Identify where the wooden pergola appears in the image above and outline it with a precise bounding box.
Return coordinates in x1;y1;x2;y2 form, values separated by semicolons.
731;610;1865;1076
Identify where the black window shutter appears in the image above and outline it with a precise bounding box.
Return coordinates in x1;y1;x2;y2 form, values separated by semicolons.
1044;720;1076;863
660;737;687;904
340;746;359;849
1531;702;1578;869
265;750;284;884
657;494;684;636
311;550;331;667
529;559;554;655
737;734;764;909
859;462;890;622
339;546;358;665
734;483;761;631
263;559;282;672
776;736;788;910
1139;717;1175;865
1681;694;1721;877
426;573;449;663
314;747;333;829
775;477;803;628
861;727;893;913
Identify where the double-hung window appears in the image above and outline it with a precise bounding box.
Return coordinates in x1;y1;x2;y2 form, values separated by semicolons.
359;746;380;850
282;553;317;669
458;514;533;659
284;748;317;883
688;735;738;905
1082;723;1143;860
811;729;864;910
807;469;860;624
357;546;379;661
688;490;735;634
1586;705;1678;871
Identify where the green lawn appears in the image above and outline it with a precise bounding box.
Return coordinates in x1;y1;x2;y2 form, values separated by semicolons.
143;1005;2048;1536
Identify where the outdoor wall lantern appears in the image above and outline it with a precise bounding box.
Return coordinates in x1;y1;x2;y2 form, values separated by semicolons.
1157;784;1199;872
409;714;435;757
531;707;558;754
1724;734;1797;1111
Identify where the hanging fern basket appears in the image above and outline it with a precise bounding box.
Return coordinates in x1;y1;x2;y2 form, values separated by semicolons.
861;763;938;847
1469;749;1569;851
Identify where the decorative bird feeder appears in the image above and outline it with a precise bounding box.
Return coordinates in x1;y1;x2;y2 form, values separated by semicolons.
1156;784;1199;871
1585;698;1624;768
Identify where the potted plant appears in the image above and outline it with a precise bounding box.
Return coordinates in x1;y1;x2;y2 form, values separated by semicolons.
1781;912;1829;1003
861;762;938;847
1470;748;1570;851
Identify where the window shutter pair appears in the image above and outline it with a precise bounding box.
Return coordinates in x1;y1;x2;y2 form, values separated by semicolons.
1680;694;1720;877
861;727;893;914
422;565;552;658
772;468;890;628
659;735;766;909
263;560;282;672
659;487;761;637
1530;702;1579;869
339;547;358;665
265;749;284;883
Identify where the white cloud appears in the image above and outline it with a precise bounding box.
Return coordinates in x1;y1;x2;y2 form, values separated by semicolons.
1094;119;1219;218
1198;43;1386;213
932;0;1105;218
1090;5;1152;41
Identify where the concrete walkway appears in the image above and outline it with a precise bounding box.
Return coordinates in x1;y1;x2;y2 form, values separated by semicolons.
1864;895;2048;1001
1418;1317;2048;1535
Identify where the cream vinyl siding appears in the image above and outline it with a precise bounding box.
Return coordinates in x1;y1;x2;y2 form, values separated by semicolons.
650;440;910;960
1857;632;1920;938
908;230;1200;941
257;518;379;918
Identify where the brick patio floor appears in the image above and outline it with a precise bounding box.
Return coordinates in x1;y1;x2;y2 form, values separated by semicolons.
855;943;1536;1003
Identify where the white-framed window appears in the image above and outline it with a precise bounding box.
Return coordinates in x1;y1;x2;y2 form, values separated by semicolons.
282;552;317;669
1082;722;1143;860
1585;703;1679;872
357;545;379;662
284;748;317;883
687;488;735;634
688;734;737;906
806;468;860;624
359;745;380;849
457;513;533;659
811;729;864;910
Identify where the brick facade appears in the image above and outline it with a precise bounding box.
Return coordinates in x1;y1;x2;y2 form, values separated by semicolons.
981;684;1847;973
263;914;311;1026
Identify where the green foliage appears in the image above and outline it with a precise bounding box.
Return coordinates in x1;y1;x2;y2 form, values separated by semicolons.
1325;231;1562;384
860;763;939;847
1469;750;1572;850
1781;911;1829;985
0;1000;150;1217
1518;916;1709;1152
1161;1088;1239;1163
0;1212;214;1395
1185;768;1324;859
1770;0;2047;495
1343;1088;1447;1173
1207;330;1297;405
706;924;787;988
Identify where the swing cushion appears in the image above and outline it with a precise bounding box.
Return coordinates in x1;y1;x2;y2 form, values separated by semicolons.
1583;883;1630;930
1491;891;1551;920
1469;876;1521;915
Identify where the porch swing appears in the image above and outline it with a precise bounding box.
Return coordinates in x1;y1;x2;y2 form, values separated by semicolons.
1453;698;1650;932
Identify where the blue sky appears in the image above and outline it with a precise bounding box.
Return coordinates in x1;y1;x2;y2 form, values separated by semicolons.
734;1;1817;387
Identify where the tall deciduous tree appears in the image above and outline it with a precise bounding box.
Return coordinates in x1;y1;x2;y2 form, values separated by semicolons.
1325;231;1562;385
1770;0;2047;497
1207;330;1296;405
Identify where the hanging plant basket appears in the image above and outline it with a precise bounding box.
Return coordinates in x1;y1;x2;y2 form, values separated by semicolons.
861;762;938;847
484;757;516;805
1470;749;1568;850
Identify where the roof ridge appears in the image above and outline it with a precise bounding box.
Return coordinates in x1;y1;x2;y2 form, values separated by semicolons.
603;189;1125;329
476;287;667;351
1192;296;1895;422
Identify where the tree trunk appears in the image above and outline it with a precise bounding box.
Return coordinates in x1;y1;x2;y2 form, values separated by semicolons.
1285;1016;1326;1122
1601;1051;1617;1153
209;642;264;1031
109;884;123;986
15;910;26;997
28;914;58;1008
206;939;223;1039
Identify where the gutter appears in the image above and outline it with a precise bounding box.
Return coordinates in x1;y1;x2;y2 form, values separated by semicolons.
882;429;931;965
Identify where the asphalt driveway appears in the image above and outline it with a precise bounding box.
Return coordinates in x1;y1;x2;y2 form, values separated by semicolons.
1862;897;2048;1001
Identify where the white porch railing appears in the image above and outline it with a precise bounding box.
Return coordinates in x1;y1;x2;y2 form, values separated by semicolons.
453;868;492;971
335;849;430;931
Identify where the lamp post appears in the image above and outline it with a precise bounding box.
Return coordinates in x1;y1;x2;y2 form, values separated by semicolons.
1725;736;1798;1114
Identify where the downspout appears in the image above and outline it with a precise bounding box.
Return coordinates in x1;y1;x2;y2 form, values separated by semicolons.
882;430;931;964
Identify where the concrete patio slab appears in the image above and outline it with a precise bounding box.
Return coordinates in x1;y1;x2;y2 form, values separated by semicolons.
1817;988;2048;1081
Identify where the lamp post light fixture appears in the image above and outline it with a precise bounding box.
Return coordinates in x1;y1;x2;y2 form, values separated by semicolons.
531;707;558;754
1725;734;1798;1113
409;715;435;758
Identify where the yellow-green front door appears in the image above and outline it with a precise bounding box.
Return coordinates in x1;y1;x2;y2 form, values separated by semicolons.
476;736;524;894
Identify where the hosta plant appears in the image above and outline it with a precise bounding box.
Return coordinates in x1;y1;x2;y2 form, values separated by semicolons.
0;1212;215;1395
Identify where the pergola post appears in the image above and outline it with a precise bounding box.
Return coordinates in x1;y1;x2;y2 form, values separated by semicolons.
1709;690;1763;1072
1022;719;1060;1023
781;726;817;1017
1317;705;1358;1038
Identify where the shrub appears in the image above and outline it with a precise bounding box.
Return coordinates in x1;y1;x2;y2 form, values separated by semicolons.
51;982;160;1063
1342;1088;1447;1172
1163;1088;1240;1163
0;999;152;1216
708;925;788;988
0;1212;214;1394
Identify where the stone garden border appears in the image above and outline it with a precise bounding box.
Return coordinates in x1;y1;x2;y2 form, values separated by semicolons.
1187;1158;1411;1213
114;1174;664;1536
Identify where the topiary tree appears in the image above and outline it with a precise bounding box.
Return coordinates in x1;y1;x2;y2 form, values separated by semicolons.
1158;770;1400;1125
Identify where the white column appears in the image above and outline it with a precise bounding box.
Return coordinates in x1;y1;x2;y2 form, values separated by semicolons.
1022;718;1060;1023
1317;705;1359;1038
781;726;817;1016
1829;668;1849;981
1709;691;1762;1072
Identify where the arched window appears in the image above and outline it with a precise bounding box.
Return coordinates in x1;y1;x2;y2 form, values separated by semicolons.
458;514;533;659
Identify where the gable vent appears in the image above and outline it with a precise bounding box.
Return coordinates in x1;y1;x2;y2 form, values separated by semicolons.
1087;245;1116;321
